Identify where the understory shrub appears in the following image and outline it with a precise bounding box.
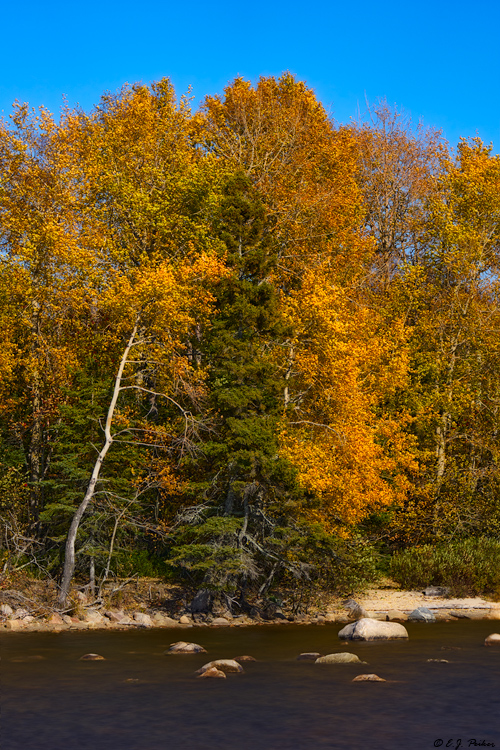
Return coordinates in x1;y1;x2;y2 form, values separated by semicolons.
389;537;500;597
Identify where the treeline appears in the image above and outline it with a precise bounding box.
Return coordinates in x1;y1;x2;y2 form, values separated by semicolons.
1;74;500;604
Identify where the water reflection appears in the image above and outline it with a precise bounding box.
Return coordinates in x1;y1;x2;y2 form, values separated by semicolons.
2;622;500;749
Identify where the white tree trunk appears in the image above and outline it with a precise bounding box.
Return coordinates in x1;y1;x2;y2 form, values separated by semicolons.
57;318;140;607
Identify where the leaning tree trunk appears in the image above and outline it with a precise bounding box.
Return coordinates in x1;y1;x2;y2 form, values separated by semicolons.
57;318;139;607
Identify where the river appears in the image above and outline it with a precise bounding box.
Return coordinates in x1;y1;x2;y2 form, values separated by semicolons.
2;621;499;749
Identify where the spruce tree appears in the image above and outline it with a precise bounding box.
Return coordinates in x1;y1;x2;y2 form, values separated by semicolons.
169;173;302;602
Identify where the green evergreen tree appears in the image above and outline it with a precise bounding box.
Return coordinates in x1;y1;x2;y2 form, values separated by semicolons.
169;173;307;603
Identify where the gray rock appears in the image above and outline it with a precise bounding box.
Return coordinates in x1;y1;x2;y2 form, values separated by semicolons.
196;659;244;674
83;610;105;624
166;641;207;654
212;617;231;627
133;612;154;627
423;586;450;597
315;652;365;664
190;589;213;614
0;604;14;617
104;609;125;622
343;599;369;620
338;617;409;641
408;607;436;623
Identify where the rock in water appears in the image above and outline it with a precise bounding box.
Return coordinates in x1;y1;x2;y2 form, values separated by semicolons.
352;673;386;681
315;653;364;664
165;641;207;654
408;607;436;623
197;667;226;679
233;655;257;662
79;653;105;660
297;652;322;661
484;633;500;646
338;618;408;641
196;659;244;674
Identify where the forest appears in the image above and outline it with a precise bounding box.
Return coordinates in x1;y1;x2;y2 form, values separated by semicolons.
1;73;500;609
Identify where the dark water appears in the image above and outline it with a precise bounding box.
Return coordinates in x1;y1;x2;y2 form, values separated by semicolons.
1;622;500;750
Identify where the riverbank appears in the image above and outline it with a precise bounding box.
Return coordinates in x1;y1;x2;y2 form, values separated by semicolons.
1;575;500;632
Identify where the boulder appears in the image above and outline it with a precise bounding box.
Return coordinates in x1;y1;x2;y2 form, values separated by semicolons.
408;607;436;623
197;667;226;679
104;610;125;623
166;641;207;654
212;617;231;627
5;619;23;630
189;589;213;614
338;617;409;641
0;604;14;617
79;653;105;660
83;610;105;624
116;614;134;625
315;652;365;664
179;615;192;625
484;633;500;646
343;599;369;620
352;673;386;681
297;652;322;661
196;659;244;674
152;613;178;627
386;610;408;622
423;586;450;597
48;613;64;625
133;612;154;627
324;613;337;622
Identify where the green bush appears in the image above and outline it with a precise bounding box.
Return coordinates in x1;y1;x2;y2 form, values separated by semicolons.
389;537;500;597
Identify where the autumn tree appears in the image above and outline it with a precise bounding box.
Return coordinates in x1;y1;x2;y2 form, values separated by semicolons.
388;138;500;543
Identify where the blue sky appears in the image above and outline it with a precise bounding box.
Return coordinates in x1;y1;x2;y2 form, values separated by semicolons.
2;0;499;151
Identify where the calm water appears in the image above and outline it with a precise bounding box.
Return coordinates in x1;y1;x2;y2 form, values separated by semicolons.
1;622;500;750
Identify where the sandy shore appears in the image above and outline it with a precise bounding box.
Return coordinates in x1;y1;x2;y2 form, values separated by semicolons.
2;584;500;632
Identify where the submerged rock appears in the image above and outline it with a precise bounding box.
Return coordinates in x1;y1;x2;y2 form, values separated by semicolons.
297;652;322;661
196;659;244;674
166;641;207;654
338;618;408;641
352;673;386;682
315;652;364;664
233;655;257;662
79;653;105;660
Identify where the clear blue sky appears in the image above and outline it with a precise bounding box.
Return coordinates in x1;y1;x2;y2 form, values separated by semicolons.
2;0;499;151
